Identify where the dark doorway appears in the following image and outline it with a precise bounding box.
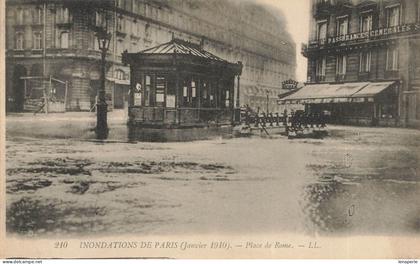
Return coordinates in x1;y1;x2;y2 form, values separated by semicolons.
12;65;27;112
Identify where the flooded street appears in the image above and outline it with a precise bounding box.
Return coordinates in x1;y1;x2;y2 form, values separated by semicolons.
5;126;420;237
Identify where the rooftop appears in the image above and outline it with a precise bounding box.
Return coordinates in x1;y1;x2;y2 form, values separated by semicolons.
139;38;226;62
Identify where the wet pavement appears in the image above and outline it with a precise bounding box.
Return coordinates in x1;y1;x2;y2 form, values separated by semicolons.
5;123;420;237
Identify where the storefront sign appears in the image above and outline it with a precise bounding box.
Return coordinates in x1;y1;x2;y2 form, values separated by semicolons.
282;79;299;90
134;93;142;106
133;83;142;106
166;95;176;108
156;93;164;103
327;23;420;44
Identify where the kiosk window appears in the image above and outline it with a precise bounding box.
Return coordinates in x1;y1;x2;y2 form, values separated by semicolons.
225;90;230;107
156;76;165;105
191;80;197;107
144;75;151;106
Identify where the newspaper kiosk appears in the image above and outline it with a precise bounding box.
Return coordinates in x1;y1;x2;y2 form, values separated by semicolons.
122;38;242;141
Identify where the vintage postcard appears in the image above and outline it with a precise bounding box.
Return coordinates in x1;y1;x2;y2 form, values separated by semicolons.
1;0;419;260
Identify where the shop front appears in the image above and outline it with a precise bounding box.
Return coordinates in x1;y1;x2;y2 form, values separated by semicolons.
279;81;400;126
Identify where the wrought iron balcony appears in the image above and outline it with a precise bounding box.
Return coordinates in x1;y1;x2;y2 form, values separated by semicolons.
314;0;334;18
316;75;326;83
335;74;346;82
301;38;327;56
314;0;353;18
302;22;420;57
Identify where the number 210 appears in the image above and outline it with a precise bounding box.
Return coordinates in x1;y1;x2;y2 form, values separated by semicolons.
54;241;68;248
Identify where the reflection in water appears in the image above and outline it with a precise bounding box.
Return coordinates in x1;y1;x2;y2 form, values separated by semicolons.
128;126;233;142
300;177;353;234
301;129;420;235
301;174;420;235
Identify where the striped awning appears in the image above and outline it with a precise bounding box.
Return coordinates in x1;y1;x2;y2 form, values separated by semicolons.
279;81;398;104
352;81;396;98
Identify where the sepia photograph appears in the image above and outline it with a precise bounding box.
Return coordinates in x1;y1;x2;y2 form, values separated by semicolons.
1;0;420;260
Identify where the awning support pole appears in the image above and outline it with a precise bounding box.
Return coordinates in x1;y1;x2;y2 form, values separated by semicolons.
236;75;240;108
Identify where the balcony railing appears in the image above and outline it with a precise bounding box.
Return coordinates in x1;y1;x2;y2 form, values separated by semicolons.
335;74;346;82
314;1;334;17
316;75;326;82
301;38;327;55
6;48;124;64
302;22;420;56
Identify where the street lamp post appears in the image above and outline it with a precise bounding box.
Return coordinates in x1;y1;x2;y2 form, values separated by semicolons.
95;26;112;140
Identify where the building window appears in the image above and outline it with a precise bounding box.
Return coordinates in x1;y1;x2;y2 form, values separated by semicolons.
117;16;125;32
145;3;150;17
114;69;125;80
359;12;372;32
56;7;70;23
133;0;138;13
316;20;328;42
336;16;349;36
16;8;24;25
144;23;151;40
386;47;399;71
33;7;43;24
316;57;326;81
386;5;400;27
336;55;347;75
152;6;158;20
15;32;24;50
132;21;139;36
94;36;99;50
95;11;106;27
359;51;371;72
126;19;132;35
60;31;69;48
117;39;124;55
33;31;43;50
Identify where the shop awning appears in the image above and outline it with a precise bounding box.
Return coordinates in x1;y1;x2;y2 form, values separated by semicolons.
352;81;396;98
279;81;398;104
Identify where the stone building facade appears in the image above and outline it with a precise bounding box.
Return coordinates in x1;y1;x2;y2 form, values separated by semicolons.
301;0;420;128
5;0;296;113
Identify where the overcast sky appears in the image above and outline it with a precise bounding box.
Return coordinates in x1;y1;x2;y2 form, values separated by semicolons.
259;0;311;82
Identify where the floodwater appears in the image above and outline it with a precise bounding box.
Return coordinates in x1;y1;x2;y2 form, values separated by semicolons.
5;126;420;237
